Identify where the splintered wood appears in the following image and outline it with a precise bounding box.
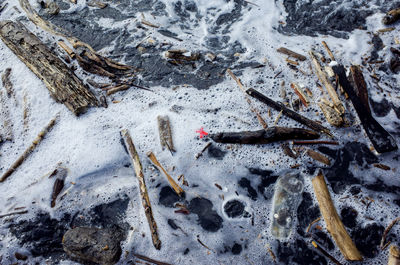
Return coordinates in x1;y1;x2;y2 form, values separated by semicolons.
312;171;363;261
147;151;184;196
277;47;307;61
157;115;175;152
1;68;13;97
307;149;331;166
120;129;161;250
0;21;98;115
0;114;59;183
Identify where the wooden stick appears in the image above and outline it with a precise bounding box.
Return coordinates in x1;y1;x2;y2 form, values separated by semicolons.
133;253;172;265
0;21;98;115
194;142;212;159
309;51;345;117
277;47;307;61
349;65;370;113
0;210;28;218
245;88;332;137
311;241;343;265
157;115;175;153
306;217;321;233
210;127;319;144
312;171;363;261
307;149;331;166
106;84;131;96
389;245;400;265
383;8;400;25
321;41;335;61
226;69;268;129
141;20;160;28
57;41;76;59
120;129;161;250
333;65;397;153
1;114;59;182
146;151;184;196
293;140;339;145
291;83;309;107
381;217;400;249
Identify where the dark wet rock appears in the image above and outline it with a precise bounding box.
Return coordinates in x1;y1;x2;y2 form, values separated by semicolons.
313;231;335;251
280;0;398;38
9;212;71;258
370;98;392;117
238;178;258;201
297;192;320;236
207;144;226;160
183;248;190;255
167;219;179;230
248;168;278;200
62;227;123;265
352;223;384;258
390;47;400;73
349;185;361;195
370;34;384;62
277;239;327;265
188;197;223;232
318;142;378;193
14;252;28;261
340;207;358;228
159;186;184;207
224;199;245;218
364;178;400;194
231;243;242;255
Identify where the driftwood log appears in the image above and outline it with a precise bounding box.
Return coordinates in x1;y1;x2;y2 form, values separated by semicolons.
333;65;397;153
383;8;400;25
210;127;319;144
349;65;370;113
245;88;332;136
120;129;161;250
312;171;363;261
0;21;98;115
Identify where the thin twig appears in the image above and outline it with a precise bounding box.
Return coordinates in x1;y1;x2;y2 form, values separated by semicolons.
381;217;400;250
0;210;28;218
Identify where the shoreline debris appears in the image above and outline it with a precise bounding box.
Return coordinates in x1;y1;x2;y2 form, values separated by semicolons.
277;47;307;61
120;129;161;250
388;245;400;265
1;68;13;97
157;116;175;153
383;8;400;25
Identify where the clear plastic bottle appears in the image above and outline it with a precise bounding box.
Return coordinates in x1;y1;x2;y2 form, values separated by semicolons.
270;171;304;239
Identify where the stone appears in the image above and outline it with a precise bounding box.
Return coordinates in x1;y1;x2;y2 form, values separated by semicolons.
62;227;123;265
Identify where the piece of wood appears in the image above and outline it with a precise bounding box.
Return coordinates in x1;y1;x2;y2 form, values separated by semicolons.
87;0;108;8
105;84;131;96
381;217;400;249
277;47;307;61
0;21;98;115
50;167;68;207
291;83;310;107
120;129;161;250
1;68;13;97
157;115;175;152
389;245;400;265
227;69;268;129
321;41;335;61
293;140;339;145
0;210;28;218
0;91;13;142
194;142;212;159
245;88;332;137
349;65;370;113
318;100;343;127
383;8;400;25
133;253;172;265
312;171;363;261
309;51;345;119
141;20;160;28
307;149;331;166
210;127;319;144
147;151;184;196
281;143;298;159
333;64;397;153
0;114;58;182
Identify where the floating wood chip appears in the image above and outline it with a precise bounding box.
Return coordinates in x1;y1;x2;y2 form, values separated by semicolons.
333;64;397;153
291;83;310;107
50;167;68;207
147;151;184;196
277;47;307;61
1;68;13;97
157;115;175;152
321;41;335;61
0;114;59;183
383;8;400;25
373;163;391;171
195;142;212;159
281;143;298;159
141;20;160;28
210;127;319;144
120;129;161;250
105;84;131;96
307;149;331;166
87;0;108;9
312;171;363;261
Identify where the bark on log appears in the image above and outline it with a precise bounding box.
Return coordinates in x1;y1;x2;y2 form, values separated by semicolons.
312;171;363;261
349;65;370;113
246;88;332;137
210;127;319;144
333;64;397;153
0;20;98;115
120;129;161;250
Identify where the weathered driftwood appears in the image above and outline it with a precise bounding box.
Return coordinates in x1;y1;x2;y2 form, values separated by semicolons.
312;171;363;261
333;64;397;153
245;88;332;136
389;245;400;265
383;8;400;25
349;65;370;113
87;0;108;9
133;253;173;265
227;69;268;129
321;41;336;61
0;114;58;183
0;21;98;115
0;91;13;142
318;99;343;127
147;151;184;196
291;83;310;107
120;129;161;250
157;116;175;152
309;51;345;126
281;143;299;159
277;47;307;61
210;127;319;144
1;68;13;97
307;149;331;166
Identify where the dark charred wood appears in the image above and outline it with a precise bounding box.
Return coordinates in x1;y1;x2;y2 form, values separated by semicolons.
210;127;319;144
332;64;397;153
0;21;98;115
349;65;370;113
246;88;332;136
